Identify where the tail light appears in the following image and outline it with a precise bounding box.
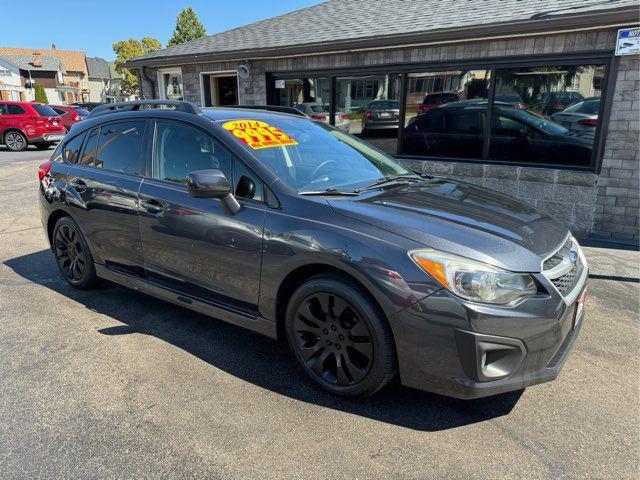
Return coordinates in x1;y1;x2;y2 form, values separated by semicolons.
577;118;597;127
516;103;526;109
310;114;326;121
418;104;427;112
554;101;564;109
402;131;410;141
74;115;80;121
38;161;52;180
340;114;349;120
364;112;374;121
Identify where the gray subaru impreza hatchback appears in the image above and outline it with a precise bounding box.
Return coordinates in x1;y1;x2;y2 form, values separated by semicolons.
39;100;587;399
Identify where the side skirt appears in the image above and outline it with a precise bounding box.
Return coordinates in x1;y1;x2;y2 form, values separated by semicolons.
95;264;277;339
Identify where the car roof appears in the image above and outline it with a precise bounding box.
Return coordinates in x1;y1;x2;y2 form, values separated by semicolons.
202;107;310;123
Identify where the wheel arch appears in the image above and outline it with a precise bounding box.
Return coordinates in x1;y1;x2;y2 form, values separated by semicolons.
274;263;390;344
46;209;71;247
2;127;28;143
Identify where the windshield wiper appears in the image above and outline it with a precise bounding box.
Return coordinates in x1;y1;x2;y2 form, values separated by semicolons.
299;188;360;196
355;174;421;193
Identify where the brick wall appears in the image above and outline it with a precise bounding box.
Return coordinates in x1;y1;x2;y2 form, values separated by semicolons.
138;27;639;243
592;56;640;243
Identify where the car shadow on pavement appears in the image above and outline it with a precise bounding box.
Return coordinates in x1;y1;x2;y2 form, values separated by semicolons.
5;249;523;432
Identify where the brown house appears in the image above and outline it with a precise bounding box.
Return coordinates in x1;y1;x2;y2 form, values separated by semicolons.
0;45;90;103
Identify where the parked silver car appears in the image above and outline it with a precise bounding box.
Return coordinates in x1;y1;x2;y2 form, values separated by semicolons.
551;97;600;134
294;102;350;130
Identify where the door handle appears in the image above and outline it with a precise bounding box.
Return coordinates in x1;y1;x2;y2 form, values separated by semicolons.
70;178;87;192
140;199;164;214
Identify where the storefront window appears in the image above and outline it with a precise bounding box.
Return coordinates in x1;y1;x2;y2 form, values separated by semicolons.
402;69;490;158
273;77;330;124
489;64;603;166
336;74;401;154
158;68;184;101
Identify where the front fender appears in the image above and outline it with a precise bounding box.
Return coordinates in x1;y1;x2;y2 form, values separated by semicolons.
259;204;442;322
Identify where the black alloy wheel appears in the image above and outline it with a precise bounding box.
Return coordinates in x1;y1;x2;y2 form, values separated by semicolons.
286;275;397;397
52;217;98;289
294;292;373;386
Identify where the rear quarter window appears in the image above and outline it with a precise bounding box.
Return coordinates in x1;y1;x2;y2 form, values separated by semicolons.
32;104;59;117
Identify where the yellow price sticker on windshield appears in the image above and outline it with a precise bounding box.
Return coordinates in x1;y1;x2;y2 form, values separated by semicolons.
222;120;298;150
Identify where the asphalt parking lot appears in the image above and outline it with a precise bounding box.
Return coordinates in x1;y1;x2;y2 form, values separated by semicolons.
1;146;638;479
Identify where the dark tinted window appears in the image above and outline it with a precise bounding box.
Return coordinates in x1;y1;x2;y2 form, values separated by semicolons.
369;100;399;110
79;127;100;165
415;111;444;133
445;110;481;134
32;104;59;117
153;121;232;184
62;133;86;163
52;107;68;116
7;105;26;115
234;160;263;201
95;121;145;174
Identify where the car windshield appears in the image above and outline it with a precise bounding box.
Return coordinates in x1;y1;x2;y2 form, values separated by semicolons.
32;104;59;117
220;117;410;192
564;100;600;115
504;107;568;135
370;100;399;110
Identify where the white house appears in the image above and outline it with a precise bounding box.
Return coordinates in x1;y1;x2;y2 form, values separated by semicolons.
0;57;27;101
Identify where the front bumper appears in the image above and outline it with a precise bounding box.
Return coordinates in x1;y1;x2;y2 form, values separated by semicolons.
390;276;586;399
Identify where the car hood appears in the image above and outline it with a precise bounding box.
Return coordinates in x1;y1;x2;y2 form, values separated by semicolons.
328;177;569;272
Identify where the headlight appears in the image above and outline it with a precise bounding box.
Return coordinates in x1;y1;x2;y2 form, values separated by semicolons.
409;249;537;304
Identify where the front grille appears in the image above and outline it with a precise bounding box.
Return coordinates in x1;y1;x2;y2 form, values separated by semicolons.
551;263;580;295
542;236;583;298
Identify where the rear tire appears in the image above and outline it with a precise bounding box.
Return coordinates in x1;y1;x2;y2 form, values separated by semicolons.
52;216;98;289
4;131;28;151
285;274;397;397
34;142;53;150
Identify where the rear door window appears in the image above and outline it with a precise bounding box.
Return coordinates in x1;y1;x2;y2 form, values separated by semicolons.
7;105;26;115
444;110;481;134
95;121;146;175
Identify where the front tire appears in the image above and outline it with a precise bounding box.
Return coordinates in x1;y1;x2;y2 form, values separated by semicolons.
285;275;397;397
52;216;98;289
4;131;28;151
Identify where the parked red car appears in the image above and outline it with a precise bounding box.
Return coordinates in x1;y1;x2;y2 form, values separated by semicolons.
0;101;66;151
51;105;90;132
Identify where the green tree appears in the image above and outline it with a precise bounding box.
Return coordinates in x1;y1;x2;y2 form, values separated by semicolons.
113;37;161;96
167;7;206;47
34;82;48;104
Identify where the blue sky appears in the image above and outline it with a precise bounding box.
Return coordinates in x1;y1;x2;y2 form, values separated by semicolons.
2;0;322;60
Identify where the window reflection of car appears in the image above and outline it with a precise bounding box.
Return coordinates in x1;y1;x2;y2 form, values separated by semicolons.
493;94;525;109
361;99;400;136
551;97;600;134
402;104;593;165
294;102;350;130
418;92;460;114
530;91;584;117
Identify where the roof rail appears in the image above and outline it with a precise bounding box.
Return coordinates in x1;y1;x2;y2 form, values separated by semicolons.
89;100;202;118
222;105;307;117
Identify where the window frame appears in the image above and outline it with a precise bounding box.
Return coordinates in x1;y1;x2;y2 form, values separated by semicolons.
266;50;614;172
147;118;267;205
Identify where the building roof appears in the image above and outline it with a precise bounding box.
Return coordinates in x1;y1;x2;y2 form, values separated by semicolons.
0;46;87;74
125;0;638;67
108;61;124;80
86;56;110;78
0;54;65;73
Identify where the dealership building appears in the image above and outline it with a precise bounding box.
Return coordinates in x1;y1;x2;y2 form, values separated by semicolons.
124;0;640;245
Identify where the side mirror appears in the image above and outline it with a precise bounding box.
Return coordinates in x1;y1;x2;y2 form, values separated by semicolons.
187;169;240;214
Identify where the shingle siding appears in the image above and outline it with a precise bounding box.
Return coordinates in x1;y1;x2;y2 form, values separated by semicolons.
139;28;639;244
